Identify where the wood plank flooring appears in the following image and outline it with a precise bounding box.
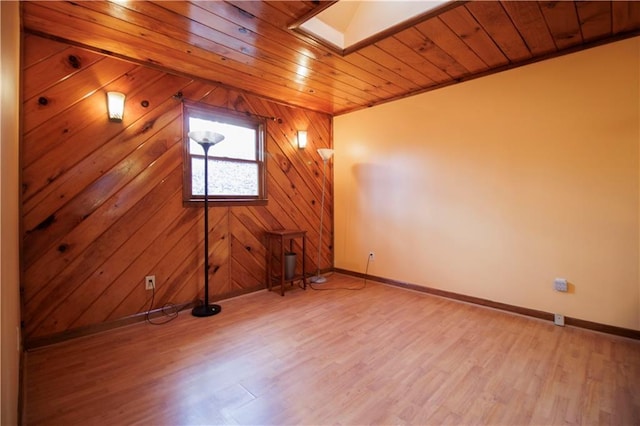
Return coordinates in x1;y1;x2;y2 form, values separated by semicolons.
24;274;640;425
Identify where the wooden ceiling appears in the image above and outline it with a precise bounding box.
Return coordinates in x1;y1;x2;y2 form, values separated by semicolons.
22;1;640;116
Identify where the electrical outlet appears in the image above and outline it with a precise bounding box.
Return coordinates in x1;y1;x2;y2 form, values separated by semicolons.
554;313;565;327
369;251;375;262
145;275;156;290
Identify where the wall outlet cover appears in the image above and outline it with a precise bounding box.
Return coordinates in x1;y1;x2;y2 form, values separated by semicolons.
554;313;565;326
145;275;155;290
554;278;568;292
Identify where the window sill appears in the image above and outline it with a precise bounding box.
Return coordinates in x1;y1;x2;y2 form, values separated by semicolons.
183;198;268;207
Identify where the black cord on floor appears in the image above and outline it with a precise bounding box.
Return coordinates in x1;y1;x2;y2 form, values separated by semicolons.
145;284;179;325
309;253;371;291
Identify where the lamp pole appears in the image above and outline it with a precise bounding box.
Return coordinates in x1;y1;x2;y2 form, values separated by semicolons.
189;131;225;317
310;148;334;283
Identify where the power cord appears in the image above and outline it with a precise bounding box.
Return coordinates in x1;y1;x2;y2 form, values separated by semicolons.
309;252;372;291
145;283;179;325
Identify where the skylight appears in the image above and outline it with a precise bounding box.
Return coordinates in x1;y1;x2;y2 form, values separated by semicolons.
292;0;454;55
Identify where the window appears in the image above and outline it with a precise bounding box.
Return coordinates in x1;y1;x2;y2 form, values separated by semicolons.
182;102;266;205
290;1;454;55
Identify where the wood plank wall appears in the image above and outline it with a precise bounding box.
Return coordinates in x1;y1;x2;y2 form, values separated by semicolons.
21;34;333;345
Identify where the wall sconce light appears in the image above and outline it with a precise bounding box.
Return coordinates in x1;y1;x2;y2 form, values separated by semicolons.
107;91;126;122
297;130;308;149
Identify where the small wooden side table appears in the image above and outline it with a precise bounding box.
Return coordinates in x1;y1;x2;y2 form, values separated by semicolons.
265;229;307;296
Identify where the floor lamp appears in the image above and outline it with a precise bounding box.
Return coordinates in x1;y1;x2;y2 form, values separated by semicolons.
310;148;334;283
189;130;225;317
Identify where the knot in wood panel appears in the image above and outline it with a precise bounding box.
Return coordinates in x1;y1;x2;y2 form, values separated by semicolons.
140;118;156;133
67;55;80;69
232;97;247;110
34;214;55;231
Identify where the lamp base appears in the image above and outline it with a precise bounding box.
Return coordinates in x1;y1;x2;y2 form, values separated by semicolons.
191;303;222;317
310;275;327;284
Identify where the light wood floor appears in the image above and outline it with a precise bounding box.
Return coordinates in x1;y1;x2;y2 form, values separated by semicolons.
24;274;640;425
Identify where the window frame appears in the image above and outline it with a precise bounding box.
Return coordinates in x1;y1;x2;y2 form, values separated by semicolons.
182;101;267;206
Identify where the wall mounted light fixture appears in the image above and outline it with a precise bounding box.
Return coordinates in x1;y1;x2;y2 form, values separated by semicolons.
107;91;126;122
297;130;308;149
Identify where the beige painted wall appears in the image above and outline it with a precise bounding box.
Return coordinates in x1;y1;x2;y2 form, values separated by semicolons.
1;1;22;424
335;37;640;330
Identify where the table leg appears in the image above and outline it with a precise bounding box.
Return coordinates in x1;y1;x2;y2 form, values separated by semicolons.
302;235;307;290
266;236;272;292
280;236;285;296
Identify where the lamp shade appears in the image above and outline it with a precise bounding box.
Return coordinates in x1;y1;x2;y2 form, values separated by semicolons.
317;148;334;161
107;91;126;122
188;130;225;145
297;130;308;149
